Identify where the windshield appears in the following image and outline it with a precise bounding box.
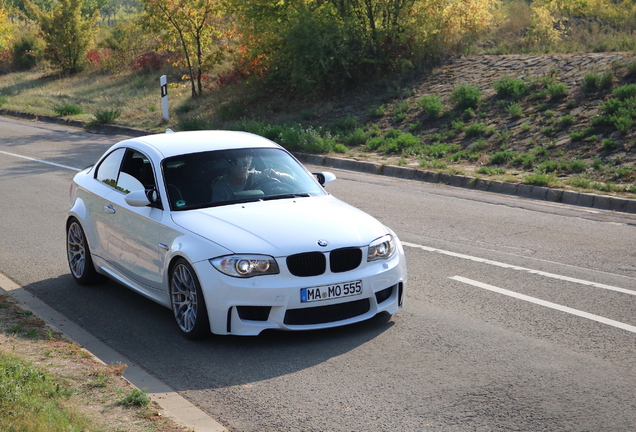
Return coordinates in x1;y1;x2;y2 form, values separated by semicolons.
162;147;326;211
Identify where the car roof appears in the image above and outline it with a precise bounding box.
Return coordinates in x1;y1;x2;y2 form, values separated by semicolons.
119;130;281;159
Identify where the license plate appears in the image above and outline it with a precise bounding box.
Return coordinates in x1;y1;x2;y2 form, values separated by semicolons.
300;280;362;303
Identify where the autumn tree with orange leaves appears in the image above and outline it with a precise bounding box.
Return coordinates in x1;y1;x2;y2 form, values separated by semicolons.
141;0;225;97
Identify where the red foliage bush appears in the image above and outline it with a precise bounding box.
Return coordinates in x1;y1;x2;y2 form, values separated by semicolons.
130;51;172;72
86;49;111;67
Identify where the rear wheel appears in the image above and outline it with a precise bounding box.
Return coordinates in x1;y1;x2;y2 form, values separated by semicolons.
170;258;211;340
66;218;100;285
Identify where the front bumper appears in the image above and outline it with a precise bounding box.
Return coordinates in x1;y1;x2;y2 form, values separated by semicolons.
193;247;407;336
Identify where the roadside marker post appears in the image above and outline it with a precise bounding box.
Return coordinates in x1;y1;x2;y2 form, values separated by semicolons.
160;75;169;122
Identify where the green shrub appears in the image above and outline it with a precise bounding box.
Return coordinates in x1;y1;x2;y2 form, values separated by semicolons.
93;109;121;124
342;128;368;146
333;144;348;153
532;146;550;158
450;150;480;162
117;389;150;408
367;105;386;118
582;71;612;93
489;151;516;165
599;71;614;90
569;177;591;189
464;122;491;137
537;160;558;173
591;114;613;127
512;153;536;169
507;102;523;118
523;173;555;187
451;84;482;110
582;72;601;93
493;77;529;100
613;84;636;101
331;114;358;132
417;95;443;119
569;130;585;141
547;83;568;99
592;158;604;170
11;34;42;70
612;115;633;134
461;107;475;120
560;160;587;173
450;120;465;131
541;125;555;136
601;98;623;115
53;103;82;116
421;142;461;159
559;114;575;127
476;166;506;175
602;138;618;150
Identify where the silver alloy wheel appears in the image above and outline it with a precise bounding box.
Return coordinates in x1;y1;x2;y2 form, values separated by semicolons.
171;263;199;333
67;221;86;279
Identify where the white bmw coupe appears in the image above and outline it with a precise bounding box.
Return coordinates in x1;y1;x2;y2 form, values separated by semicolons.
67;130;406;338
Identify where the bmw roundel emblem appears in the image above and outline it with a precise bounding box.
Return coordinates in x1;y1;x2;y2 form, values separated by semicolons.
317;239;328;247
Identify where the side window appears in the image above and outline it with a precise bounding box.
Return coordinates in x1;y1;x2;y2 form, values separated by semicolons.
95;148;125;190
117;149;156;193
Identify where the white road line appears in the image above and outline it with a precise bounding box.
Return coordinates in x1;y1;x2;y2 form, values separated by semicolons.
403;241;636;296
451;275;636;334
0;150;81;172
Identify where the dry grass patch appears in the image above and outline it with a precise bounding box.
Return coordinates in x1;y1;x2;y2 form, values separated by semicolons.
0;294;189;432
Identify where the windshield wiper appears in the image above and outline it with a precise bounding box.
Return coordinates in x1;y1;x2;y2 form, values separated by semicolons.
262;193;311;201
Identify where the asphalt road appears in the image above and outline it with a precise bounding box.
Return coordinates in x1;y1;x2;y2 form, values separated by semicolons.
1;116;635;432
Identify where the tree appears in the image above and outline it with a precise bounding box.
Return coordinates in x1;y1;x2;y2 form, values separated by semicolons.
0;1;13;52
141;0;225;98
24;0;98;73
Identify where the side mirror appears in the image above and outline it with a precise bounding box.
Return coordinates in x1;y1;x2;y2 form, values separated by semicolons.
124;189;150;207
125;189;160;207
313;172;336;186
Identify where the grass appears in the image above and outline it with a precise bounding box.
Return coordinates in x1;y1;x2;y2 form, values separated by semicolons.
0;353;89;432
0;294;187;432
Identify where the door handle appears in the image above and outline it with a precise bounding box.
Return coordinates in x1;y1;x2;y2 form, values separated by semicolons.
104;205;116;214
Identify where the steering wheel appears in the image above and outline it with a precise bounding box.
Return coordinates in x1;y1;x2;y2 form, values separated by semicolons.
253;177;295;195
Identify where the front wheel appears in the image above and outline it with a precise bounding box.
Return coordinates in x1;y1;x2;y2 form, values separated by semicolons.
66;218;101;285
170;259;211;340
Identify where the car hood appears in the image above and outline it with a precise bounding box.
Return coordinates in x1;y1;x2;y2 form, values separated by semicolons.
171;195;389;257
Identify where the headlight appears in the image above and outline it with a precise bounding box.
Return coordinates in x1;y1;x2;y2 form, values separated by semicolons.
210;255;280;278
367;235;395;262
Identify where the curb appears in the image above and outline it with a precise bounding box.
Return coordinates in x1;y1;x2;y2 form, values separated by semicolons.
294;153;636;215
0;273;228;432
2;109;635;214
0;108;149;137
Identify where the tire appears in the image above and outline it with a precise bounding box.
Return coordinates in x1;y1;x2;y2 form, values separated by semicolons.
66;218;101;285
170;258;211;340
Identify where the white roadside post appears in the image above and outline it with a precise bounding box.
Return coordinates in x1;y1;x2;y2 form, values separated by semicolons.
160;75;169;122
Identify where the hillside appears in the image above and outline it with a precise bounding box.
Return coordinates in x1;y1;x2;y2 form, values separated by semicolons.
1;52;636;198
307;52;636;196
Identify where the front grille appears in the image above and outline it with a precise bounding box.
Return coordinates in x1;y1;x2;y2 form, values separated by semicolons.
284;298;370;325
330;248;362;273
287;252;326;277
288;247;363;277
